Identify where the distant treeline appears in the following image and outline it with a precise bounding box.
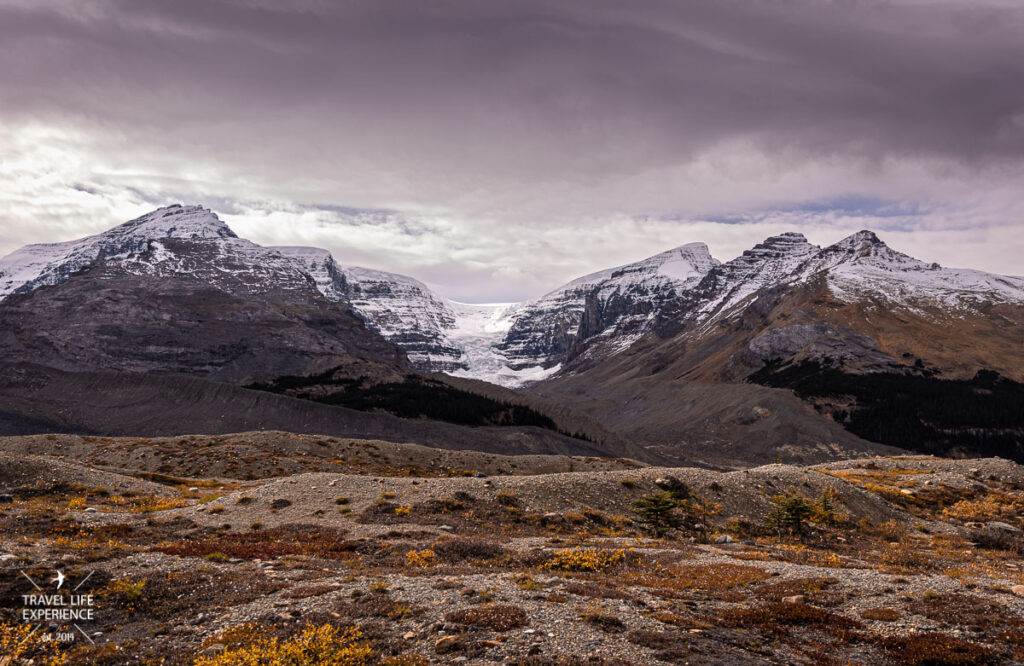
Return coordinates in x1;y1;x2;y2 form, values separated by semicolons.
749;362;1024;462
247;370;593;441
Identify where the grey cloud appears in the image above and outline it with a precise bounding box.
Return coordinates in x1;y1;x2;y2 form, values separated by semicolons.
4;1;1022;162
0;0;1023;297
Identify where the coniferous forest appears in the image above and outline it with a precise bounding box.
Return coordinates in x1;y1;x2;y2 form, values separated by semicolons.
750;362;1024;461
248;370;572;433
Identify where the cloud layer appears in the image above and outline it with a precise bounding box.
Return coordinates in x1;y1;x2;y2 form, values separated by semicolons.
1;0;1022;300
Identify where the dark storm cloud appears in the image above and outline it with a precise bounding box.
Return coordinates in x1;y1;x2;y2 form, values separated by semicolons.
1;0;1023;298
3;0;1022;165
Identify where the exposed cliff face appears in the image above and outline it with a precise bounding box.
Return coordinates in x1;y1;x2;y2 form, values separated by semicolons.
742;322;904;374
275;247;465;371
498;243;719;369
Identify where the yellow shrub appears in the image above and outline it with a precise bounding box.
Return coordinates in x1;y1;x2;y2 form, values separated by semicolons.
106;579;147;614
943;494;1022;523
394;505;412;516
0;622;68;665
194;624;372;666
540;547;626;572
405;549;435;567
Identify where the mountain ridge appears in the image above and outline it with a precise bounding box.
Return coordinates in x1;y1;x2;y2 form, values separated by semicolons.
3;206;1022;389
2;204;1021;464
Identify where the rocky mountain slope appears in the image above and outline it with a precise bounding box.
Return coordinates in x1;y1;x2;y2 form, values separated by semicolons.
0;206;617;459
2;204;1020;465
275;243;724;387
537;230;1024;463
275;246;466;371
497;243;719;372
0;205;406;383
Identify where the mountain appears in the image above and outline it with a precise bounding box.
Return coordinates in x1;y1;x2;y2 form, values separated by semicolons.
3;204;1020;465
0;205;406;383
275;246;465;371
497;243;719;372
535;229;1024;464
274;242;721;387
641;229;1024;381
263;242;721;387
0;204;239;299
0;205;626;460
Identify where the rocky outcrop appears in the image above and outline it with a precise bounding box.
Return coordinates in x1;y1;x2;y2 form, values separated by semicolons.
743;322;904;374
499;243;719;369
276;247;465;371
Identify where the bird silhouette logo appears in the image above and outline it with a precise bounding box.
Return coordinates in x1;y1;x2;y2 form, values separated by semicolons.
50;571;65;590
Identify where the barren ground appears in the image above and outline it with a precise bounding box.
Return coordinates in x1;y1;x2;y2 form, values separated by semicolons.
2;433;1023;665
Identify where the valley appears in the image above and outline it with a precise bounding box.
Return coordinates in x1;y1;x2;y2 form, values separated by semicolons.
0;205;1022;664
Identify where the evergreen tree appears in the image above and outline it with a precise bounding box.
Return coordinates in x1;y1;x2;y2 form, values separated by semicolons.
632;492;682;537
765;490;815;539
679;492;723;544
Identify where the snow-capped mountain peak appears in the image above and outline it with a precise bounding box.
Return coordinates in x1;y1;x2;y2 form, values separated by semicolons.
114;204;236;241
0;204;237;299
497;241;721;371
804;229;921;273
653;242;716;281
694;232;820;320
795;231;1024;308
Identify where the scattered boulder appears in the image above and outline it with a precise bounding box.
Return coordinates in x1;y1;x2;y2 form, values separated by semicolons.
654;476;690;497
714;535;735;544
435;635;462;654
199;644;225;657
783;595;806;604
969;521;1022;550
985;521;1021;535
1011;585;1024;598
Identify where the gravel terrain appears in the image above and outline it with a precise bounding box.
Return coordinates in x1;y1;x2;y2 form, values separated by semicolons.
2;438;1023;664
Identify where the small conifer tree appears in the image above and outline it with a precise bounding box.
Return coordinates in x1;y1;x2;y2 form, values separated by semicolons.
765;490;815;539
679;492;723;543
632;492;682;537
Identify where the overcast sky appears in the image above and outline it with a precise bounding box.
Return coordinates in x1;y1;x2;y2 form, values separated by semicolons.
1;0;1023;301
